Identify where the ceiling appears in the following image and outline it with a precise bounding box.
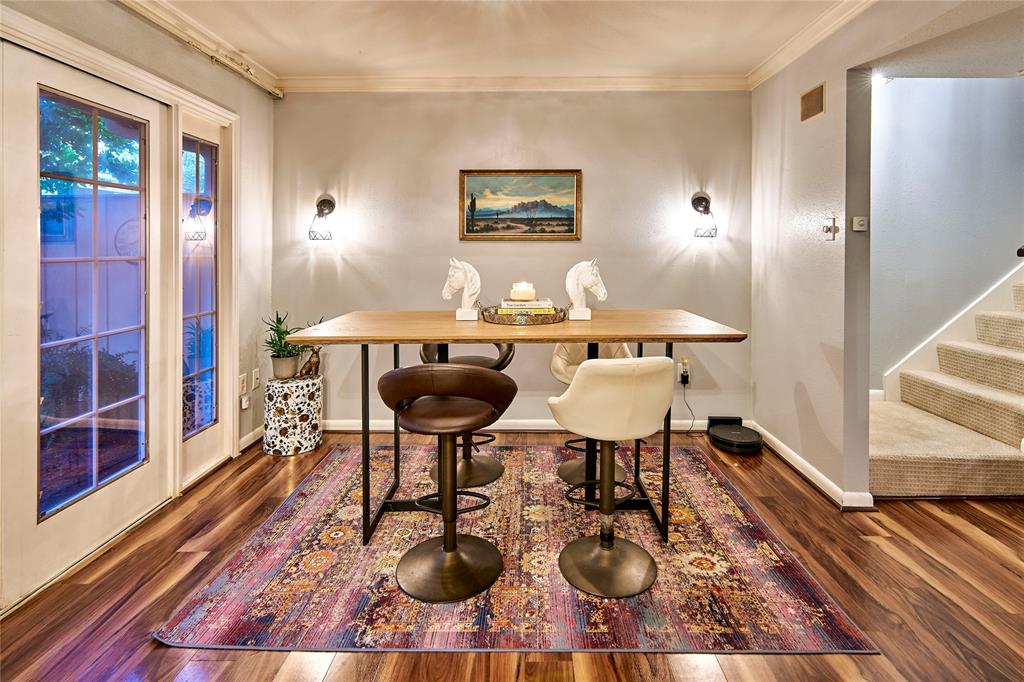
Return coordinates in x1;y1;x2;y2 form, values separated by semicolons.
125;0;876;95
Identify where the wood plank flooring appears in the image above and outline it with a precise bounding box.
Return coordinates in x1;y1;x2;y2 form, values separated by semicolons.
2;431;1022;681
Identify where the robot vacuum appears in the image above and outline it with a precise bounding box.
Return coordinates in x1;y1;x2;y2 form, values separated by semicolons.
707;417;763;456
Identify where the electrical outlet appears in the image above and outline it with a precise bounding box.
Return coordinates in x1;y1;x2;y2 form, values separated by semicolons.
678;358;690;385
240;394;251;410
239;373;247;394
252;367;260;388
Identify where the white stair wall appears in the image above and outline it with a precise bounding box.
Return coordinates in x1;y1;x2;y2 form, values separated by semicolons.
883;263;1024;401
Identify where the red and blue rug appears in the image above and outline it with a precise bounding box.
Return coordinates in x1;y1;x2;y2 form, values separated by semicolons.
155;444;875;653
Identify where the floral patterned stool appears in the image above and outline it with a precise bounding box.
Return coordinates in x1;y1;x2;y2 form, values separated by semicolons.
263;375;323;456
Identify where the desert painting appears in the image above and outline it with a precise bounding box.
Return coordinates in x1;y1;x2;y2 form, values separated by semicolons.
460;170;581;241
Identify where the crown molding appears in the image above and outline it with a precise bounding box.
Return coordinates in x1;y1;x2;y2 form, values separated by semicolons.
122;0;879;95
1;6;238;125
117;0;283;98
746;0;878;89
277;75;751;94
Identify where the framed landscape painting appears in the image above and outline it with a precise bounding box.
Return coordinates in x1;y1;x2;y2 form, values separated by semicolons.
460;169;582;241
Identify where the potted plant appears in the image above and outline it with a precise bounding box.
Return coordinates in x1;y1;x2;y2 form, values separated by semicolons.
263;311;310;379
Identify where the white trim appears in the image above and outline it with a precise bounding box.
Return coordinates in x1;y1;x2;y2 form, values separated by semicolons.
747;421;875;510
746;0;878;88
0;496;173;620
869;389;885;402
240;426;265;452
323;418;708;432
882;261;1024;400
181;454;232;490
278;75;750;94
0;7;239;125
117;0;282;98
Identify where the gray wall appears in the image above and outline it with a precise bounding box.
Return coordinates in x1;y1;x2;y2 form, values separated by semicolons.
272;91;752;423
750;1;977;496
5;0;276;438
870;77;1024;387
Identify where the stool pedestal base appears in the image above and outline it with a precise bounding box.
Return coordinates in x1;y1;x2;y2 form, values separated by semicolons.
558;536;658;599
396;535;503;603
430;454;504;488
557;457;627;486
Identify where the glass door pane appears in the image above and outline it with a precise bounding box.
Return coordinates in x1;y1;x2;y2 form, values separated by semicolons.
182;135;218;439
38;89;148;518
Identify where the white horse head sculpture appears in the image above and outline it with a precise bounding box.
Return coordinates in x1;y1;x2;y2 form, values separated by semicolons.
565;258;607;310
442;257;481;310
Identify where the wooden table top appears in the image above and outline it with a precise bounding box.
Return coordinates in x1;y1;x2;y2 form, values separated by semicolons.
288;309;747;345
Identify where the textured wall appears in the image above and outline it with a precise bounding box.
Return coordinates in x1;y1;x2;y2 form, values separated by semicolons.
272;91;752;423
5;0;276;440
750;1;995;496
870;77;1024;387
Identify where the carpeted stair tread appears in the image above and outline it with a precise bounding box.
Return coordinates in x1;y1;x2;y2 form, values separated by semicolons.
1014;282;1024;312
937;340;1024;394
870;401;1024;497
900;370;1024;448
975;311;1024;351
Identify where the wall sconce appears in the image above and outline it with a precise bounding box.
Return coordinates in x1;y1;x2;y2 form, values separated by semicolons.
183;196;211;241
308;193;336;241
691;191;718;238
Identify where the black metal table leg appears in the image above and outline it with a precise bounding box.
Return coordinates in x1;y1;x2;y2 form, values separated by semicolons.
361;344;371;544
634;342;644;481
660;342;673;540
584;342;599;502
437;344;449;363
393;344;400;483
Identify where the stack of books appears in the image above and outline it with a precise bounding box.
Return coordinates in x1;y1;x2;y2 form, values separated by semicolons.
497;298;556;316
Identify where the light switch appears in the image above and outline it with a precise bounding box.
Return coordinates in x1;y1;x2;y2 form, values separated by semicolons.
239;373;247;394
252;367;260;388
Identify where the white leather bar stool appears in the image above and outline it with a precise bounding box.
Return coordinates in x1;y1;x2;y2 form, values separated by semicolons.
548;357;675;598
549;342;633;485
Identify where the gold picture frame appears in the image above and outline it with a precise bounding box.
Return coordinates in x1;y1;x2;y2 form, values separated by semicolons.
460;169;582;241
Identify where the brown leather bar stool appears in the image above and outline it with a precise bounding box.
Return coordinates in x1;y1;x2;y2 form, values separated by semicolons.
421;343;515;488
379;363;517;603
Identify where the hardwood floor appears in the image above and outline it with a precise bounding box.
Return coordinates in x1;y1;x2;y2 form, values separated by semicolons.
2;431;1022;681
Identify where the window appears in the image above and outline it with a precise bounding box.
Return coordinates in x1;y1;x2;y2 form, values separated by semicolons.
38;89;147;518
181;136;218;438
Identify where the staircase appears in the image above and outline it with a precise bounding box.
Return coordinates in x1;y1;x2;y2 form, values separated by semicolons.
870;282;1024;497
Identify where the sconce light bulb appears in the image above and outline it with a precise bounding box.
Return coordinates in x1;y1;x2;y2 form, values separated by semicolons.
872;74;893;87
309;193;336;241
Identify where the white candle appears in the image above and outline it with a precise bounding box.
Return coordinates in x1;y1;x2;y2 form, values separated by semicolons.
510;281;536;301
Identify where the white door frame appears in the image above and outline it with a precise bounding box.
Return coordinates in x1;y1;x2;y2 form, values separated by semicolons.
0;8;242;612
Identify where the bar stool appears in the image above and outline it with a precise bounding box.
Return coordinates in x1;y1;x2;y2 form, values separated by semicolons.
548;357;675;598
421;343;515;488
378;363;517;603
549;342;632;485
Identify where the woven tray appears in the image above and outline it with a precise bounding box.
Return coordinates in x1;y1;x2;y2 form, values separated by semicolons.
481;306;567;325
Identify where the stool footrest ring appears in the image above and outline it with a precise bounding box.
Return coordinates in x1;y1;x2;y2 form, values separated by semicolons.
564;438;646;455
414;490;491;515
470;432;496;451
564;480;636;510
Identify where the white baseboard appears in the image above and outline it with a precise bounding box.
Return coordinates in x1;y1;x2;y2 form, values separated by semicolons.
746;421;874;510
869;389;885;402
323;418;708;432
239;426;265;452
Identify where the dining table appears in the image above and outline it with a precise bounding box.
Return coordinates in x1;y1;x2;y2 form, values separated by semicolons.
289;309;747;545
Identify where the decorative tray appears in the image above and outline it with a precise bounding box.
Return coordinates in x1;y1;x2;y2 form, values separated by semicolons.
481;306;567;325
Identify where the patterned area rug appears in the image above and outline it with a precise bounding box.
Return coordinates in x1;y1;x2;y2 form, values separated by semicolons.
155;445;875;653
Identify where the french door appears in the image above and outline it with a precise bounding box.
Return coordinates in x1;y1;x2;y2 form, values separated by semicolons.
180;129;230;483
1;44;173;607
